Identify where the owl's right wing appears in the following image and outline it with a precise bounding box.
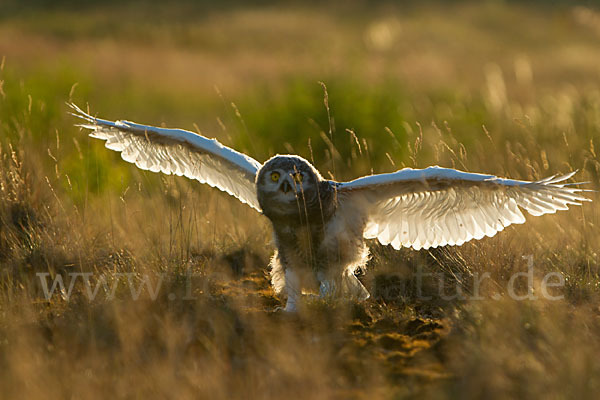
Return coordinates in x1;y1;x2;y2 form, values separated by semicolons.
69;103;262;211
337;166;590;250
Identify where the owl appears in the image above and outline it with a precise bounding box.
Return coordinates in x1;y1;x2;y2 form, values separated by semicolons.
70;104;590;311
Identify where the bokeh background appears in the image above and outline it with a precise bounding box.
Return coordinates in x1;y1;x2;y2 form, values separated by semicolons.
0;1;599;399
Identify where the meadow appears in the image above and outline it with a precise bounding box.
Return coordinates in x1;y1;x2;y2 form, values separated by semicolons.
0;1;599;398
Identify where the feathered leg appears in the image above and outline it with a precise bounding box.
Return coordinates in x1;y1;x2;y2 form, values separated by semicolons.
269;250;302;312
283;268;301;312
269;251;286;295
316;237;371;301
341;268;370;301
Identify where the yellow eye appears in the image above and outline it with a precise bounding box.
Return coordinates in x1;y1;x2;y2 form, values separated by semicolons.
270;172;280;182
293;173;303;183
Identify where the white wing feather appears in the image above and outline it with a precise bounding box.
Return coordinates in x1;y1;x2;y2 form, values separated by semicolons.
338;166;590;250
69;103;262;211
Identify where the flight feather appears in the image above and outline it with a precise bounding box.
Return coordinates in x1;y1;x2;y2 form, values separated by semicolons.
69;103;262;211
338;166;590;250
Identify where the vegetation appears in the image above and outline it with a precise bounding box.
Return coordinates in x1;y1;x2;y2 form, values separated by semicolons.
0;1;599;398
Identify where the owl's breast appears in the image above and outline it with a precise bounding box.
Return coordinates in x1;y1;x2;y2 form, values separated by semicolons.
294;224;317;259
273;221;326;273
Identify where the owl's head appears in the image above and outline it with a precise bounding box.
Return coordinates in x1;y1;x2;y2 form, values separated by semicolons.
256;155;324;218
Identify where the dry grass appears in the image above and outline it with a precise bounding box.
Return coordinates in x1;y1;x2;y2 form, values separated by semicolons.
0;1;599;399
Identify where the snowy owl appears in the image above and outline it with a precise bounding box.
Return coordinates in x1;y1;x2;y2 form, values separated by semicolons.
69;103;590;311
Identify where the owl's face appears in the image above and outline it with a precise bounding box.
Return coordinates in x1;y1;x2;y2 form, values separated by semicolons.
256;155;323;217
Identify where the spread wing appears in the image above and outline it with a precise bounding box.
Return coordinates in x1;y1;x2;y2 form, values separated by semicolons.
338;166;590;250
69;103;262;211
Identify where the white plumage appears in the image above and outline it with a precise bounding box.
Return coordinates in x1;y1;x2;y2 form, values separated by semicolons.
339;166;586;250
70;103;261;210
70;103;591;311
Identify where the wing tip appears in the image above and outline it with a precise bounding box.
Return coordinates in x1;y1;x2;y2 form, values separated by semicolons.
67;102;98;126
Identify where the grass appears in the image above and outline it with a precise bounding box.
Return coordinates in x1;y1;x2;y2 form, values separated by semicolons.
0;1;599;398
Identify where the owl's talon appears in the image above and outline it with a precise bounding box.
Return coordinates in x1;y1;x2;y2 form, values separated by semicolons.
271;299;298;313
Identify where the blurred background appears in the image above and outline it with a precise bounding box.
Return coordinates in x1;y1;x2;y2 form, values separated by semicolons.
0;1;599;399
3;0;600;186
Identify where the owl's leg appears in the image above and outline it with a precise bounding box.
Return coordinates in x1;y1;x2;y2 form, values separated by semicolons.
341;268;370;301
317;270;369;301
270;250;301;312
317;270;340;299
283;267;301;312
269;251;286;295
316;239;371;301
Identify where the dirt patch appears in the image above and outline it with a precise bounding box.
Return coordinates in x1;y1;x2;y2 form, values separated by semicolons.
214;253;452;391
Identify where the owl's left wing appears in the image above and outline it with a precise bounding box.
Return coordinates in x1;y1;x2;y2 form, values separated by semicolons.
337;166;590;250
69;103;262;211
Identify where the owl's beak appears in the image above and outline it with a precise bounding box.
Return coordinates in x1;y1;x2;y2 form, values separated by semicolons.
280;180;293;194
